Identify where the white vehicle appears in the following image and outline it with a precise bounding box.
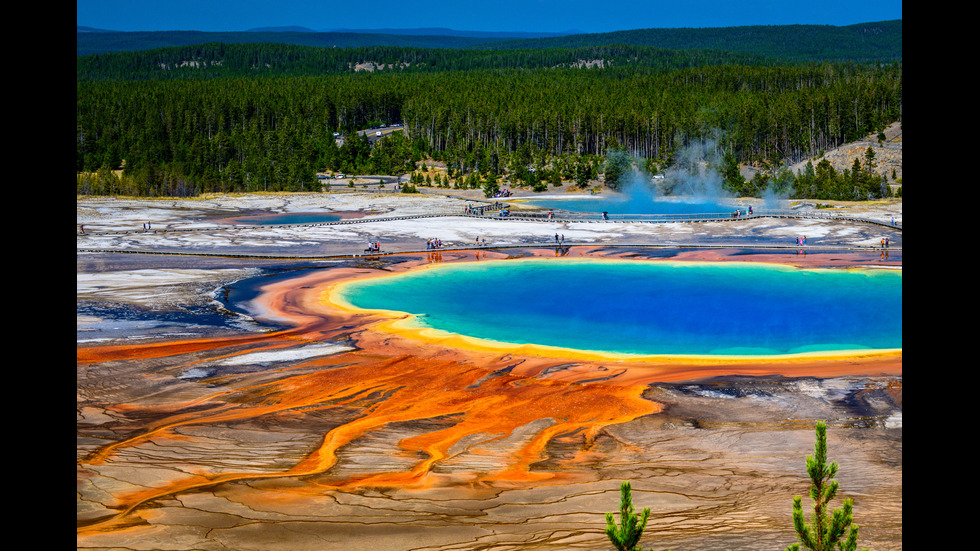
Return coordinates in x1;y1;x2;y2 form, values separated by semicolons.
375;131;383;136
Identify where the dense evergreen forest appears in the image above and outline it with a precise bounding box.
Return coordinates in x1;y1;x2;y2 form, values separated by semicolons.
77;20;901;63
471;20;902;64
75;30;505;57
76;24;902;200
76;42;773;81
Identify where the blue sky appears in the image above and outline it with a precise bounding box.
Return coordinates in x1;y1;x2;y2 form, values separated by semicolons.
77;1;902;34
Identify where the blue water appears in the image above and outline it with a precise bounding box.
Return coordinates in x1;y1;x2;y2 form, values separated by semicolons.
230;212;344;225
518;196;733;215
338;259;902;356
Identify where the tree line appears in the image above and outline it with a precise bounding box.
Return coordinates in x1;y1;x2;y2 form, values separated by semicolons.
77;55;901;199
474;20;902;64
76;42;772;81
77;20;901;63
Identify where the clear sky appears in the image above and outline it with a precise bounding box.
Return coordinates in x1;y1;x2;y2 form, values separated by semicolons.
77;1;902;34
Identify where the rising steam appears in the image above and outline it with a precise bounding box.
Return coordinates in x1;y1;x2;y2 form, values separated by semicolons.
609;134;733;213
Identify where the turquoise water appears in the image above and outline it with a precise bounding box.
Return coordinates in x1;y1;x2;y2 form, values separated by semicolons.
518;196;733;215
231;212;343;225
339;260;902;356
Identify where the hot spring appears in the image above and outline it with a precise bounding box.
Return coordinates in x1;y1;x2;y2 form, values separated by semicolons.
334;259;902;357
517;195;735;215
225;212;345;225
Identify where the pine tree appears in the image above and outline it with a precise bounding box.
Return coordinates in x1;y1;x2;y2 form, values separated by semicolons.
605;481;653;551
786;422;868;551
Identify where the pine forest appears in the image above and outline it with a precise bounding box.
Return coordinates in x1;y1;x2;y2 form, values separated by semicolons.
76;26;902;200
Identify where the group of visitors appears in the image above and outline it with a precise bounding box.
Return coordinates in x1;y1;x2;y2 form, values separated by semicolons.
880;237;890;248
365;241;381;253
426;236;489;248
795;235;807;246
464;202;509;216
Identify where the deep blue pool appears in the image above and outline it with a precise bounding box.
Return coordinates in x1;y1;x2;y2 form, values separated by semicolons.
337;259;902;356
517;195;735;215
228;212;344;225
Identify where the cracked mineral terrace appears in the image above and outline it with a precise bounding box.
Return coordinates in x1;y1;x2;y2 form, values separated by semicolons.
78;191;901;550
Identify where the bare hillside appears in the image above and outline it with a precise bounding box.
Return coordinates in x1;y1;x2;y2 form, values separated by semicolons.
789;120;903;183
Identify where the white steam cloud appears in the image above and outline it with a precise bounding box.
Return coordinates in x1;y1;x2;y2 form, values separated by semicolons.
609;135;734;213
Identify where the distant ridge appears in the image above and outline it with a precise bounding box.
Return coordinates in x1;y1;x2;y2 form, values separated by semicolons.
472;20;902;62
77;25;118;33
246;26;318;32
75;30;503;56
76;21;901;63
322;27;582;38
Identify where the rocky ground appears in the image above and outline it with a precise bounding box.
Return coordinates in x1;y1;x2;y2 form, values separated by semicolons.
76;190;902;257
77;191;902;550
786;121;903;189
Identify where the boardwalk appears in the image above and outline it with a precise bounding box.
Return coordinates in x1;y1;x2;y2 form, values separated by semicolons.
77;207;901;260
